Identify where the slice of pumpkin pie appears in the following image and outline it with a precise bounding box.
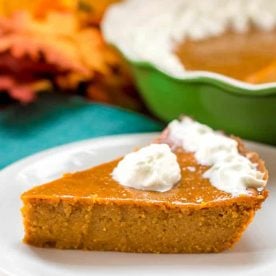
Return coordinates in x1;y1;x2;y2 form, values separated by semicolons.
21;117;268;253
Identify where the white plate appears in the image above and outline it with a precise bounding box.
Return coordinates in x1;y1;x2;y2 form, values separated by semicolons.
0;133;276;276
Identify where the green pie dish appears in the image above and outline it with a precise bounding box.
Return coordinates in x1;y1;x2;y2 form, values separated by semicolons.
102;0;276;145
126;59;276;145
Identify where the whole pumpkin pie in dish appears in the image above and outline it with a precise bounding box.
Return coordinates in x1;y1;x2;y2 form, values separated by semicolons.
103;0;276;84
21;117;268;253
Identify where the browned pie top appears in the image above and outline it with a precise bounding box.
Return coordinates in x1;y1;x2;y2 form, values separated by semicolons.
22;146;268;207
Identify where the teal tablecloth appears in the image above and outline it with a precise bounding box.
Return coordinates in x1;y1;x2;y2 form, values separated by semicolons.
0;94;163;169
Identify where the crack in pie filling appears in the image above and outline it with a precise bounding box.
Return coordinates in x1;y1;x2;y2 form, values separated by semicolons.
21;117;268;253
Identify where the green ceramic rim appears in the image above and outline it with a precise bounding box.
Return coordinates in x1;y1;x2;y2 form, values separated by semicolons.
111;42;276;97
129;60;276;97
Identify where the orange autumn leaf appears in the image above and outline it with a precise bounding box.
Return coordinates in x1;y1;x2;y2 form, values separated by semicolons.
0;3;141;110
0;11;110;76
0;0;75;18
0;0;120;23
0;10;129;100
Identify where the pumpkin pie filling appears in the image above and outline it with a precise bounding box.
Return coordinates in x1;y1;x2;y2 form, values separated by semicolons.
176;28;276;83
21;118;268;253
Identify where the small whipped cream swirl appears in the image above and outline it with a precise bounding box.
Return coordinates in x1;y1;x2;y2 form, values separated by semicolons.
112;144;181;192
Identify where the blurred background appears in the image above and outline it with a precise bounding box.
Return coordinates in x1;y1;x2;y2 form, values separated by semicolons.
1;0;276;169
0;0;140;108
0;0;163;168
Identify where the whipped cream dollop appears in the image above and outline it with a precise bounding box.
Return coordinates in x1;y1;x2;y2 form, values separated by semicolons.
168;118;266;196
103;0;276;77
112;144;181;192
